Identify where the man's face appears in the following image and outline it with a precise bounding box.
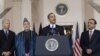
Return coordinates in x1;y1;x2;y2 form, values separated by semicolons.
48;14;56;24
88;20;96;30
23;22;30;31
2;19;10;29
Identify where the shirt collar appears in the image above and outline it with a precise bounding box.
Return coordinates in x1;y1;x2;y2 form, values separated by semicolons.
3;29;8;32
50;24;56;28
89;28;95;35
3;29;9;34
89;28;95;32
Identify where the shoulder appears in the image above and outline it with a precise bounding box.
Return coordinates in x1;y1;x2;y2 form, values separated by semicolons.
56;25;63;29
56;25;63;27
32;31;37;36
9;30;16;34
42;25;49;30
16;31;23;39
95;30;100;32
0;30;3;34
94;30;100;34
0;30;3;32
17;31;23;36
0;30;2;32
81;31;88;35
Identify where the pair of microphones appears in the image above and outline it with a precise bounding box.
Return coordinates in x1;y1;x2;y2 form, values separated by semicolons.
47;28;60;36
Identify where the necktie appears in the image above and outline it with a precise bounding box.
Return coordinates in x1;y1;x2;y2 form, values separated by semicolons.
51;25;55;35
89;30;92;40
5;30;8;38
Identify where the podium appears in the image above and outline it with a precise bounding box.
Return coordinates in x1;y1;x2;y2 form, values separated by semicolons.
35;35;72;56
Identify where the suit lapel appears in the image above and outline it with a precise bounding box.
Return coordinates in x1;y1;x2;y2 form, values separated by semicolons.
2;30;10;39
48;25;51;31
90;30;96;42
2;30;5;35
86;31;90;42
8;30;10;38
1;30;7;39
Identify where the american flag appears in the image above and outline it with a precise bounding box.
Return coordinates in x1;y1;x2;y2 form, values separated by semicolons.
73;23;82;56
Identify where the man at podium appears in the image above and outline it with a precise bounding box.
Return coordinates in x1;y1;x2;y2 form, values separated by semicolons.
40;13;64;36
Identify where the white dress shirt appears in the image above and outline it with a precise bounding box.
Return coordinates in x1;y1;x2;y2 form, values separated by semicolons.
3;29;9;36
50;24;56;28
89;29;95;39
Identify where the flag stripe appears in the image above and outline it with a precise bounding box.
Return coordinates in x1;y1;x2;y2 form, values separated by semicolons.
73;48;78;56
75;42;81;54
73;23;81;56
74;41;81;55
74;47;80;56
75;44;81;56
75;40;81;53
76;39;80;45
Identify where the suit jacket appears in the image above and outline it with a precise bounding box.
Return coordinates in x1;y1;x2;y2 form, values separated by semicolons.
0;30;15;56
40;25;64;36
80;30;100;56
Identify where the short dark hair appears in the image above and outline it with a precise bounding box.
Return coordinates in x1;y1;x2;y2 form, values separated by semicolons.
89;18;97;24
47;13;55;19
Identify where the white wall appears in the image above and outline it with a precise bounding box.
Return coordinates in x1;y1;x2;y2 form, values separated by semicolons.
32;0;44;34
21;0;32;30
0;0;4;29
93;0;100;30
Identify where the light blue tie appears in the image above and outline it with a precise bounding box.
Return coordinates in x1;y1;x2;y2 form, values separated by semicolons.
51;25;55;35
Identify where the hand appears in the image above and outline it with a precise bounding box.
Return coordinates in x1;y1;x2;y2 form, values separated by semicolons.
86;49;92;54
25;53;29;56
6;51;11;56
2;51;11;56
2;52;6;56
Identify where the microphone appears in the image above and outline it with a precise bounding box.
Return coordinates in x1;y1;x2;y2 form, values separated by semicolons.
47;28;60;36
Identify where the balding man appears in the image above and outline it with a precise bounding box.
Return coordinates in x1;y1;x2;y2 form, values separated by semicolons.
0;19;15;56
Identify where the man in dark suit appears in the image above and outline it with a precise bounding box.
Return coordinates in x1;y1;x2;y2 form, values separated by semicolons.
0;19;15;56
40;13;64;36
80;18;100;56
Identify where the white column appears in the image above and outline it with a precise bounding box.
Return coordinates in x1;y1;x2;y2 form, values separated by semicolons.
21;0;32;30
0;0;4;29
